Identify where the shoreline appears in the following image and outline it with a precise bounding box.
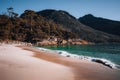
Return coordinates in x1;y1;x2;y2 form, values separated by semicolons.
37;46;118;69
0;44;120;80
21;45;120;80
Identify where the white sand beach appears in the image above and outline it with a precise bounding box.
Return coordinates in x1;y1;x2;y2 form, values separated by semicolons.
0;44;120;80
0;44;74;80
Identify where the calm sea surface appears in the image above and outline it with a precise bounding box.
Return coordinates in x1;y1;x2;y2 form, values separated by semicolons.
43;44;120;66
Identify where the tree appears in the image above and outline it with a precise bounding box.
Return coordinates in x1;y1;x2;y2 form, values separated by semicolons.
7;7;13;17
7;7;18;18
12;12;18;18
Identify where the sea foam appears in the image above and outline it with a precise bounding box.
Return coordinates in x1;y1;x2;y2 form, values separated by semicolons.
37;47;119;69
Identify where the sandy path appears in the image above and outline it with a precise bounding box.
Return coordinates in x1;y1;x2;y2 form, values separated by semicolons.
0;44;74;80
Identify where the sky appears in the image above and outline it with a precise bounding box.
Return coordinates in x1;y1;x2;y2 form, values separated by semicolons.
0;0;120;21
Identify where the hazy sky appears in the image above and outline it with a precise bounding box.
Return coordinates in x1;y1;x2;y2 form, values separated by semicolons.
0;0;120;21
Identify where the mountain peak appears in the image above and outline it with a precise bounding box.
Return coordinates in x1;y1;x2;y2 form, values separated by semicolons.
37;9;76;20
84;14;94;17
79;14;120;36
80;14;95;19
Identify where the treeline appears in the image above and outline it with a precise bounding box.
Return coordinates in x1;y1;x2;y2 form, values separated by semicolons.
0;9;77;43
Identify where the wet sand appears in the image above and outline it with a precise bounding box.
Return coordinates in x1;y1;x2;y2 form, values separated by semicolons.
22;46;120;80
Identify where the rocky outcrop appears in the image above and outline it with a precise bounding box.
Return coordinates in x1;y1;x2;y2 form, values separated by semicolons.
36;38;90;46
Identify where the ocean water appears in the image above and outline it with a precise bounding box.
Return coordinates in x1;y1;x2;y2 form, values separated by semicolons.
37;44;120;69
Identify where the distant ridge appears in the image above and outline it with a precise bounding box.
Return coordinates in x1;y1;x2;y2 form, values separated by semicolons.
79;14;120;36
37;9;120;43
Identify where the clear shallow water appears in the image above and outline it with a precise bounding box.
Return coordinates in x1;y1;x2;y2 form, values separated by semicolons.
39;44;120;69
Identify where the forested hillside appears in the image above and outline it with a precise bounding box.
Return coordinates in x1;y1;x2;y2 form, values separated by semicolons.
0;10;77;43
0;9;120;43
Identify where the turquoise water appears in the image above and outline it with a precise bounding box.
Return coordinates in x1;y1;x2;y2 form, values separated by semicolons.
42;44;120;67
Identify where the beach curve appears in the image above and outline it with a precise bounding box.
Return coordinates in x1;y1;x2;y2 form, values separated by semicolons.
0;44;120;80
